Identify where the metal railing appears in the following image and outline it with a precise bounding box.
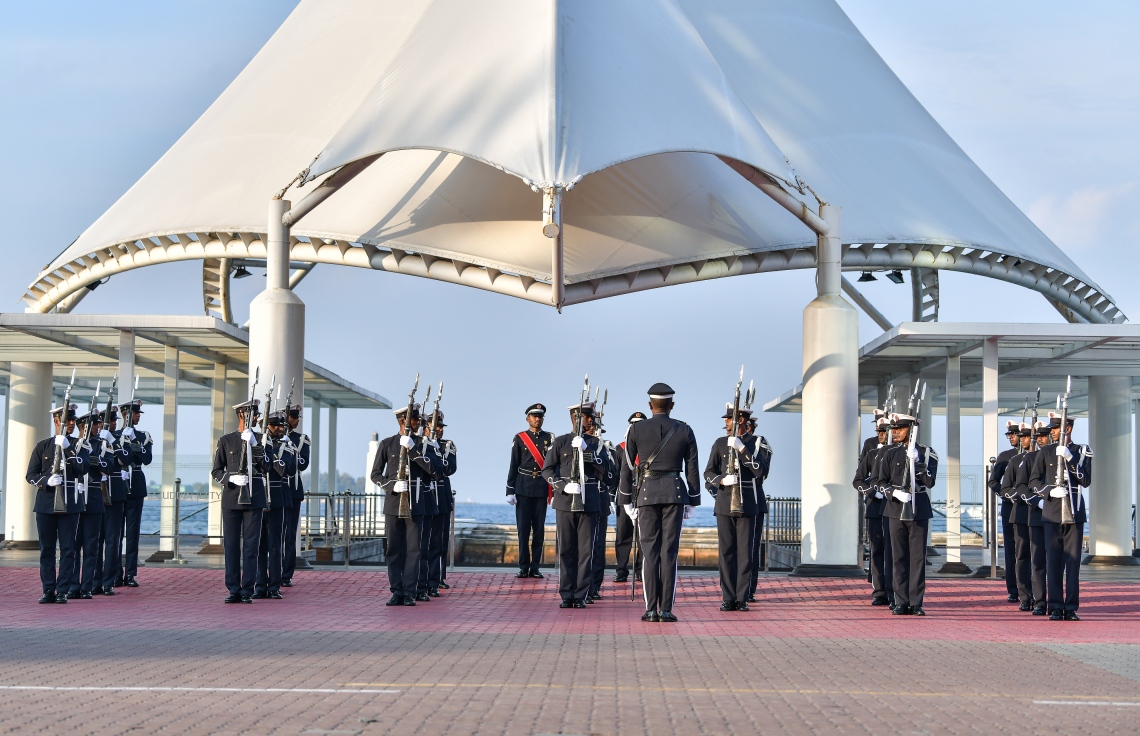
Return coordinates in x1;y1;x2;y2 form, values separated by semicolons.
763;496;801;571
301;491;385;564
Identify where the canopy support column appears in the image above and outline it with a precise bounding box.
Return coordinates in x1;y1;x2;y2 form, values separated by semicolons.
327;404;338;495
3;362;52;547
158;345;179;555
544;188;564;312
119;331;135;399
940;355;970;573
205;362;227;549
979;337;1000;578
1084;375;1138;565
249;199;305;405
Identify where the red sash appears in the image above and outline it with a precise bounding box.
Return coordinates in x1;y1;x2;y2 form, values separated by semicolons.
518;431;553;502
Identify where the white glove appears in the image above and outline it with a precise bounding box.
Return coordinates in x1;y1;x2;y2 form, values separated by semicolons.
506;494;517;506
564;482;581;495
47;474;63;487
99;430;113;442
571;436;585;449
727;436;746;453
241;429;257;446
1056;445;1073;460
1049;487;1067;498
720;474;738;487
121;428;135;440
120;470;130;481
892;489;911;503
229;474;249;487
874;491;884;499
54;435;69;448
393;480;409;494
683;505;694;520
399;435;415;450
909;447;919;461
624;504;638;521
1037;499;1045;509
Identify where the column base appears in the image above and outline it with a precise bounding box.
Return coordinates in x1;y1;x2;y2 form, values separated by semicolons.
196;543;224;555
145;550;174;563
0;540;40;550
790;564;866;578
937;561;973;574
970;565;1004;578
1081;554;1140;566
295;558;314;570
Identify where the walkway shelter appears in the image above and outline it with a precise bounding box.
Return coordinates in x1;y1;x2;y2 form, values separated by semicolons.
0;313;390;549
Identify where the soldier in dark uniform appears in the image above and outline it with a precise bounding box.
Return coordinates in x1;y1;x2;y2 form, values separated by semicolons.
254;411;297;599
542;401;610;608
70;411;110;599
876;412;938;615
282;404;311;587
27;404;90;603
100;407;131;595
506;404;553;578
612;412;646;584
1030;413;1092;620
989;421;1022;603
211;399;269;603
704;405;768;611
370;405;442;606
1001;424;1035;611
617;383;701;623
588;426;616;601
424;412;457;595
117;400;152;588
853;415;893;607
415;418;443;603
1024;423;1052;615
744;416;773;603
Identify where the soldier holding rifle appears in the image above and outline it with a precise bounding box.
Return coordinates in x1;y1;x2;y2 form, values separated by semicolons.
1000;420;1035;610
988;421;1022;603
505;404;554;579
70;408;111;599
853;411;893;607
117;398;152;588
254;410;297;599
424;410;457;594
743;415;773;603
282;403;311;588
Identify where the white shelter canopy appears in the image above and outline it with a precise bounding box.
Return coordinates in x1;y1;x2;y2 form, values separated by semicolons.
24;0;1122;324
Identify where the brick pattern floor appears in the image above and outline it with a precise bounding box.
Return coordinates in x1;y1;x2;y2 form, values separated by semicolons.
1;568;1138;735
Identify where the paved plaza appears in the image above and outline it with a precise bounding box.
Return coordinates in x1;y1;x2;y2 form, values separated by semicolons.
1;566;1138;735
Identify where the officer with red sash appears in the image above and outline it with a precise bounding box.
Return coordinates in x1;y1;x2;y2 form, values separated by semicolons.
506;404;554;579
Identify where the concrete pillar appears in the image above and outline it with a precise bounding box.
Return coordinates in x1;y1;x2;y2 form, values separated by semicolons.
1;381;9;534
159;345;179;554
119;331;135;401
1085;375;1138;564
794;204;861;576
3;363;52;545
1134;400;1140;555
327;404;338;494
248;199;305;408
939;355;969;573
207;363;227;547
980;338;1000;577
309;398;322;494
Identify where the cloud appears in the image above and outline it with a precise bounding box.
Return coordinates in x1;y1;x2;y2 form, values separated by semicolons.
1027;181;1139;251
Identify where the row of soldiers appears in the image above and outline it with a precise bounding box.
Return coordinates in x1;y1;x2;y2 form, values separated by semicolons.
991;414;1092;620
27;401;151;603
210;400;311;602
506;382;774;620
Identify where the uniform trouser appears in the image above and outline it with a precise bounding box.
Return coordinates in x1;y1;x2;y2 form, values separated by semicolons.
282;501;302;581
717;514;756;603
615;502;641;575
384;514;422;597
426;510;450;587
122;496;145;577
75;512;105;593
1001;500;1017;596
1044;521;1082;612
1029;523;1047;606
590;510;610;593
101;501;125;588
36;512;79;594
888;517;929;609
1012;522;1032;604
556;510;596;602
515;495;547;573
748;512;767;597
256;506;285;594
222;508;263;597
866;513;893;601
637;504;684;613
417;513;438;593
437;508;451;582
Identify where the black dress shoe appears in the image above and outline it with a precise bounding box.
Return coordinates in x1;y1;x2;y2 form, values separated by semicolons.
428;587;441;597
1049;610;1064;621
584;597;594;604
281;580;293;588
589;591;602;600
659;611;678;623
54;592;68;604
65;590;80;600
240;596;253;604
39;592;55;604
746;594;757;603
892;605;910;615
268;591;283;600
1064;611;1080;621
911;606;926;616
438;581;451;589
516;571;530;579
115;577;125;587
124;576;139;588
1007;594;1019;603
560;600;574;608
871;597;889;607
252;592;268;599
79;591;93;600
736;601;749;612
415;592;431;602
529;571;543;580
102;587;116;596
1018;601;1031;611
1032;605;1046;616
92;586;104;595
614;571;629;583
224;594;241;604
641;610;660;623
402;596;416;606
386;594;403;606
720;601;736;611
573;599;587;609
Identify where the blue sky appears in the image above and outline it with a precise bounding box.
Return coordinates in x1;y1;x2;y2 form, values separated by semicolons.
1;1;1137;501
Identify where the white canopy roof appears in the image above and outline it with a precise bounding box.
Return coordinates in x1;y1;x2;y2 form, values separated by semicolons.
25;0;1122;324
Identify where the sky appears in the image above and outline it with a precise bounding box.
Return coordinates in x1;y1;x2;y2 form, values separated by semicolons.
1;1;1137;502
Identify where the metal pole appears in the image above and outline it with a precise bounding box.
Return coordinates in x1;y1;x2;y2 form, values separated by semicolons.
167;478;187;564
982;337;999;579
449;504;456;569
342;491;351;568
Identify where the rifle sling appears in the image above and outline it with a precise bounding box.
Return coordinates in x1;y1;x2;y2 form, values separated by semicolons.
635;421;681;500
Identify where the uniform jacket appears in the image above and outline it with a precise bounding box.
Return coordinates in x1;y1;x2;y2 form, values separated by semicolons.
875;442;938;521
370;433;442;516
427;439;458;514
117;427;153;498
617;413;701;508
263;435;298;510
703;434;770;517
853;440;893;518
80;438;112;514
211;431;270;510
988;447;1018;497
102;431;131;503
1028;441;1092;525
506;429;554;498
1000;451;1035;525
26;434;91;514
286;430;311;502
541;432;612;513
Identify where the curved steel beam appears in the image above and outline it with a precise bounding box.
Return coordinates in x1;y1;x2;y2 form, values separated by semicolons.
21;231;1125;325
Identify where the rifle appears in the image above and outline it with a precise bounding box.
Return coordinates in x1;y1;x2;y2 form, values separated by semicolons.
1055;376;1076;523
1019;398;1028;455
236;367;260;506
83;381;103;506
427;382;443;506
727;365;745;517
901;379;925;520
395;374;420;519
569;375;589;513
100;374;118;505
260;376;277;509
51;370;77;513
